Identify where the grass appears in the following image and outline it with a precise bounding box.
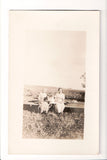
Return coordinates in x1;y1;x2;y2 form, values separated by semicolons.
23;108;84;139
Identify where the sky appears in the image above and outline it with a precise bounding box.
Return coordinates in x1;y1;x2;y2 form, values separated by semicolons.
24;31;86;90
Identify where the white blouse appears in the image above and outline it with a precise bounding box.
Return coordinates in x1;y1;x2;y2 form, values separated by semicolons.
55;93;65;104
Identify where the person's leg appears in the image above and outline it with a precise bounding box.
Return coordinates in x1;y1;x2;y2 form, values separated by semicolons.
40;105;43;113
46;106;49;113
41;109;43;113
56;104;60;113
61;104;65;113
54;104;58;113
57;104;61;113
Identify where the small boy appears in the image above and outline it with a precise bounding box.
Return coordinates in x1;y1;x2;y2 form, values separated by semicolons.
48;95;55;104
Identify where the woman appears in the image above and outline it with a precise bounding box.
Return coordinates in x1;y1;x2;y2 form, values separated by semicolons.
38;88;47;103
55;88;65;113
38;88;47;112
40;97;49;113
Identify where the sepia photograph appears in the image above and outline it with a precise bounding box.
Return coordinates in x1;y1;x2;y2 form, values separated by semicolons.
22;31;86;139
1;0;105;158
8;11;99;155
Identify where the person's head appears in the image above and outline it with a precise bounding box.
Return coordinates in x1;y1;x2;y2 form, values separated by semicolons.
58;88;63;94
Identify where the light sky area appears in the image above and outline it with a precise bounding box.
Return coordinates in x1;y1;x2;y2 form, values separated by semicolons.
24;31;86;90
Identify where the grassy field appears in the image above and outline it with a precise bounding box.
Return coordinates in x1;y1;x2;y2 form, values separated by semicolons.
23;85;85;139
23;109;84;139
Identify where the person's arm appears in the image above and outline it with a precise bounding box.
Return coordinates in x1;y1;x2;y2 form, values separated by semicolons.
62;94;65;103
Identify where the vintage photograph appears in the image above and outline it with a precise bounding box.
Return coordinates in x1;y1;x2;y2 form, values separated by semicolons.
8;11;99;154
22;31;86;139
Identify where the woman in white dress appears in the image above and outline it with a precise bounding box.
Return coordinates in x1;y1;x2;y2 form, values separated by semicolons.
55;88;65;113
40;97;49;113
38;88;47;112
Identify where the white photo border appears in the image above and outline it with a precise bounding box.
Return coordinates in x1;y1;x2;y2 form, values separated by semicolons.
0;0;107;159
